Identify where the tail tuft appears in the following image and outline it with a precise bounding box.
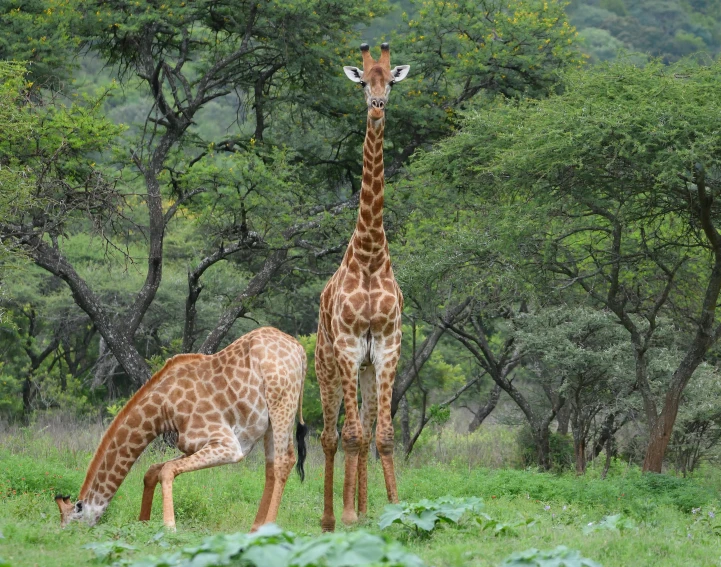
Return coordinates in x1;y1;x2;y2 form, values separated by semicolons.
295;421;308;482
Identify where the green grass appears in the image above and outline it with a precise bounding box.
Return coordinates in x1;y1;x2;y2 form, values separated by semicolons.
1;432;721;566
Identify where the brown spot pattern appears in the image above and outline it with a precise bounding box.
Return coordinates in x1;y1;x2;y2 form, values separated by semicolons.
316;49;404;533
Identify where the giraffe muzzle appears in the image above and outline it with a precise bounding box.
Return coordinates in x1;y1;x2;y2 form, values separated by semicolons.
369;99;386;119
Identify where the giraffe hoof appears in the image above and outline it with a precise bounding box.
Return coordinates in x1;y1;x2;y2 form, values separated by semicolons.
164;523;177;532
341;510;358;525
321;517;336;532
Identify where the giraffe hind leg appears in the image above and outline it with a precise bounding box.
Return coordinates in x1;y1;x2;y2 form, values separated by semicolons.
257;423;295;528
338;356;363;526
158;433;244;530
357;363;377;517
317;329;342;532
251;428;275;530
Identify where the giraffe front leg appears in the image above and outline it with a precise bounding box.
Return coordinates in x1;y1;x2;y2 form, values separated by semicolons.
159;435;244;530
358;364;378;517
139;463;164;521
139;456;184;521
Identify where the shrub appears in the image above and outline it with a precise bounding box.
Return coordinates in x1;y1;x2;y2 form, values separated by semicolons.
379;497;484;536
501;546;601;567
518;429;574;471
127;524;425;567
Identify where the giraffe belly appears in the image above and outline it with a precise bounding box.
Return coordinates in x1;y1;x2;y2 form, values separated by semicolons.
231;406;269;456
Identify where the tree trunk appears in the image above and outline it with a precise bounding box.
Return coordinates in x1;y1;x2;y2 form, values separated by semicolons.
643;171;721;472
592;412;616;459
643;332;721;472
574;435;586;475
601;436;612;480
556;403;571;436
391;299;470;417
198;249;288;354
22;377;35;418
400;394;410;450
468;382;501;432
534;425;552;470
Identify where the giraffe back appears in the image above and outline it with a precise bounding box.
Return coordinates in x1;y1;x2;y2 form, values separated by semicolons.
155;327;306;456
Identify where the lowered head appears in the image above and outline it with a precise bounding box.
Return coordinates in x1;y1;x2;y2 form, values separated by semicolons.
55;494;100;527
343;43;410;122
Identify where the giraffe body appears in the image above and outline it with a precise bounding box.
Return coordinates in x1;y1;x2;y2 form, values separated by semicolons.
55;327;307;531
316;43;410;531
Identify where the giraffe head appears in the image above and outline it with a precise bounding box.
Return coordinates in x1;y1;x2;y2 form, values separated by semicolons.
343;43;410;122
55;494;101;527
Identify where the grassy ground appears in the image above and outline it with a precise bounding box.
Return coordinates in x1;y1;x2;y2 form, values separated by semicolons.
1;423;721;567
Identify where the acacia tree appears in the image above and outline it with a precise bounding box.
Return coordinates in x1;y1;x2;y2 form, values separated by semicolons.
419;58;721;472
1;0;373;386
1;0;580;403
0;62;34;299
515;307;635;474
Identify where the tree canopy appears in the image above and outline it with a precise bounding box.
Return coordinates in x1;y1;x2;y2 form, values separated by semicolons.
4;0;721;474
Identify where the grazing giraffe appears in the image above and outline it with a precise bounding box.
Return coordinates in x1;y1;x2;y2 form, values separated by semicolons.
316;42;410;531
55;327;307;531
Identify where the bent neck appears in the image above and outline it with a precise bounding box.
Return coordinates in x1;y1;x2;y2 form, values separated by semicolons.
78;402;159;521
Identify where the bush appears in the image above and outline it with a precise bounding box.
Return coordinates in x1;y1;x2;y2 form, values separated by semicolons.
518;429;574;471
128;524;425;567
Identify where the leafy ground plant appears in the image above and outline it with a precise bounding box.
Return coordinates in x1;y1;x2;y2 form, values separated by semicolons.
82;540;136;564
379;497;484;536
583;514;636;535
501;546;602;567
475;515;536;537
126;524;425;567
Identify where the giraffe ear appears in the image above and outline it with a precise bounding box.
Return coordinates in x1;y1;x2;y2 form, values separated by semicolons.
390;65;410;83
343;66;364;83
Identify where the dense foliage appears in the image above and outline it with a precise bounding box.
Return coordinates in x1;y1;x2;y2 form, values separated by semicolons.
567;0;721;62
3;0;721;479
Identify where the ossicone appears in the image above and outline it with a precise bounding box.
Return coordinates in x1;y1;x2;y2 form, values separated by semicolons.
360;43;369;52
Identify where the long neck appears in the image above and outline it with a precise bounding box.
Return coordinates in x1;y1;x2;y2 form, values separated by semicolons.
352;116;387;259
79;401;159;517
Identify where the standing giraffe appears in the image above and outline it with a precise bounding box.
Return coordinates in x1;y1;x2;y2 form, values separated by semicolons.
316;42;410;531
55;327;307;531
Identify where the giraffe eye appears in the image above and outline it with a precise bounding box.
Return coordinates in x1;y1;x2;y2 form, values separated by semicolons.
360;81;367;87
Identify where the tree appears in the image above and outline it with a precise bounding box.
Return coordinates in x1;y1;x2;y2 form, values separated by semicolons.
0;0;580;414
515;307;634;474
417;58;721;472
0;0;372;386
0;0;79;88
394;208;551;465
0;61;52;323
667;362;721;475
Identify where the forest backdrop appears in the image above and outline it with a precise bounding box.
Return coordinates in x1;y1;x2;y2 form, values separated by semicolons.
3;0;721;475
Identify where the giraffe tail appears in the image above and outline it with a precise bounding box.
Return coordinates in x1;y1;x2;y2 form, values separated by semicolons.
295;349;308;482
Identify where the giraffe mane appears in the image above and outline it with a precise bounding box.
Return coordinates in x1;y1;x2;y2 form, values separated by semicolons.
79;353;204;499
